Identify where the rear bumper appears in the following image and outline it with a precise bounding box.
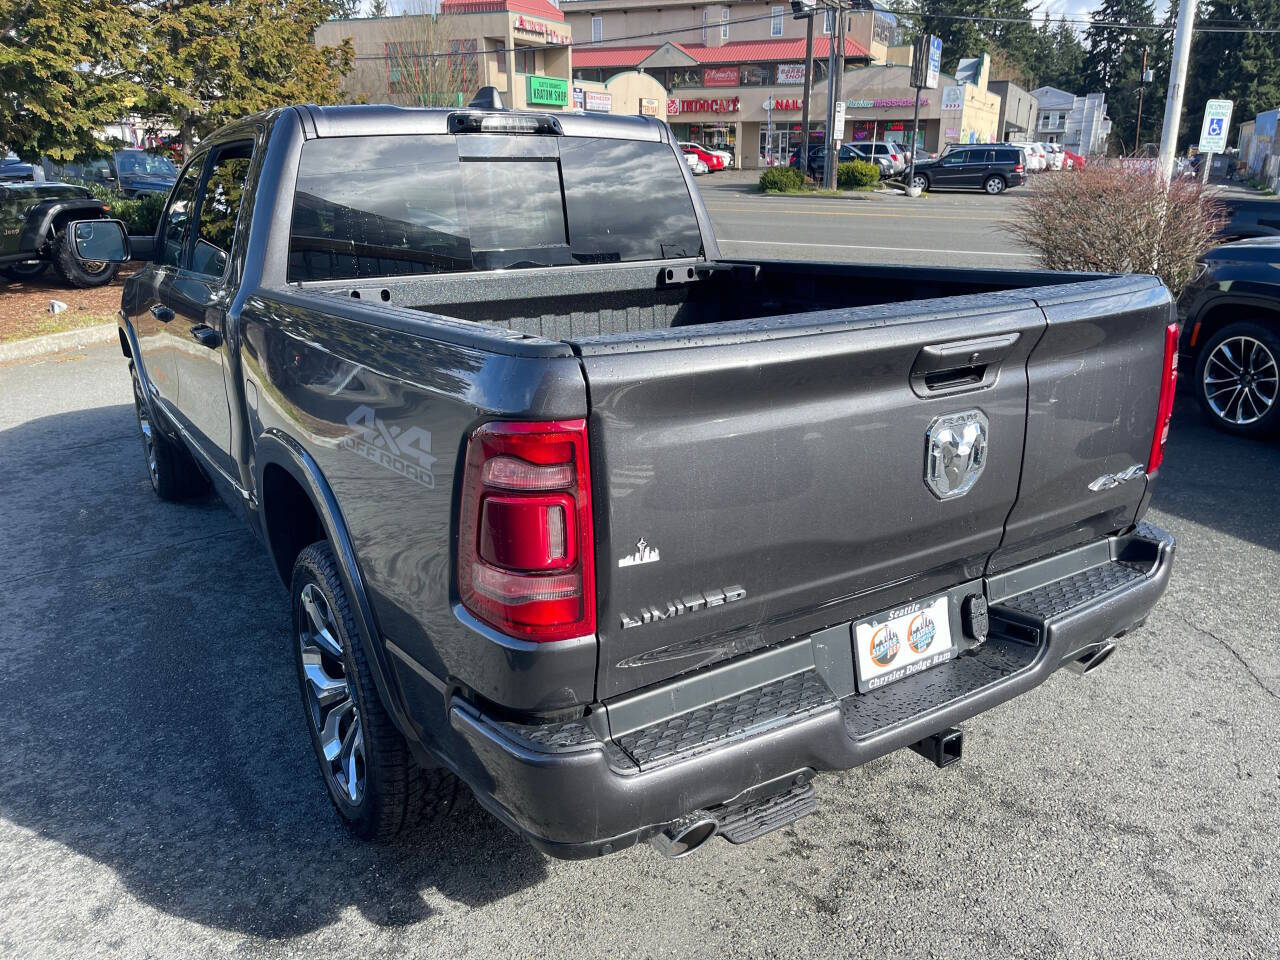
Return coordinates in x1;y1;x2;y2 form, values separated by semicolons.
444;523;1175;859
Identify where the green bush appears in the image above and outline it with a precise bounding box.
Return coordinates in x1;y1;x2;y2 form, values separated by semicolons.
82;182;167;235
837;160;880;189
758;165;805;192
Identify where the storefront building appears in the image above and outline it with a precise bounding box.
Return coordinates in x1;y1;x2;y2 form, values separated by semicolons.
315;0;574;112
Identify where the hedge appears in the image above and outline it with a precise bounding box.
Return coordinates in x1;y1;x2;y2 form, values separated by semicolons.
837;160;880;189
758;165;805;192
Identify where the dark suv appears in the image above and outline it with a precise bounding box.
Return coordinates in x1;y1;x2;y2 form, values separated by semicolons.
909;145;1027;194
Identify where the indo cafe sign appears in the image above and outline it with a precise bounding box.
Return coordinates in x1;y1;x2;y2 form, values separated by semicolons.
666;97;740;115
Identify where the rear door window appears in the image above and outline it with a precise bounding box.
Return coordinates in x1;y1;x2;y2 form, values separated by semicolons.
995;149;1020;164
288;134;702;282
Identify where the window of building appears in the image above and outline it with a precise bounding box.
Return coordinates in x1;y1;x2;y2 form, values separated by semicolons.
740;63;770;86
823;9;832;33
701;10;708;42
771;5;783;36
721;8;730;39
495;43;506;73
514;46;536;74
591;16;602;43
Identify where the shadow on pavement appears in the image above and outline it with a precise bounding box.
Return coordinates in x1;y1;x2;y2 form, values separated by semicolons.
1151;390;1280;553
0;404;547;939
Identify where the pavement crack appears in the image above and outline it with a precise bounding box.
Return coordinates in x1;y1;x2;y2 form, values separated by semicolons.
1179;614;1280;702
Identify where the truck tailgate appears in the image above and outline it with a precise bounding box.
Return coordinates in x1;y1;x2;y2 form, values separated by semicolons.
576;297;1047;699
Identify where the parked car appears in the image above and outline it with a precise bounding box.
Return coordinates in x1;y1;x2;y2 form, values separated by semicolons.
1178;237;1280;436
1045;144;1065;171
705;143;735;169
1217;196;1280;241
851;140;906;175
45;148;179;198
1008;141;1046;171
1;153;43;183
910;145;1027;194
1063;149;1086;171
0;180;118;285
72;99;1176;861
845;143;895;178
790;144;859;181
684;151;709;175
679;142;725;172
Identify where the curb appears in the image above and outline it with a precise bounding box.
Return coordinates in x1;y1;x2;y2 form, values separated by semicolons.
0;322;118;363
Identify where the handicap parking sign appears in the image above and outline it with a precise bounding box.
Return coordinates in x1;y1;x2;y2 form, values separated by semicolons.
1199;99;1233;153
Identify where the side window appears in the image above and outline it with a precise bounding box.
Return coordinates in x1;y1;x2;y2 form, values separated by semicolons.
190;141;254;279
158;157;205;268
942;150;966;166
977;150;996;164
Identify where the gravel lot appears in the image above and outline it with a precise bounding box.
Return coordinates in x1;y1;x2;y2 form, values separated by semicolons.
1;340;1277;960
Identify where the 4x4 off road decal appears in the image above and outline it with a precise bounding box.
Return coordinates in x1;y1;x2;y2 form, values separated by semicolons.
342;405;436;489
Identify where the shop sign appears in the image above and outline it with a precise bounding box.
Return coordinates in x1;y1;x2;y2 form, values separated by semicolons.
766;97;804;111
847;97;927;109
572;87;584;108
527;74;569;107
703;66;739;87
640;97;659;117
941;85;965;111
583;90;612;112
776;63;806;85
512;15;570;46
667;98;681;116
674;97;739;114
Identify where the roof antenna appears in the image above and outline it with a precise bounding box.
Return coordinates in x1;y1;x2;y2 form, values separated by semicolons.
468;87;506;111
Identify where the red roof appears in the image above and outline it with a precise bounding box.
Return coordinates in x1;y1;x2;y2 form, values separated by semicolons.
572;37;869;68
441;0;564;21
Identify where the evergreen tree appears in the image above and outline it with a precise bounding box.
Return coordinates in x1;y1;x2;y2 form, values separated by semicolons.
1031;16;1087;92
906;0;1044;79
0;0;140;160
1182;0;1280;152
368;0;390;17
1082;0;1155;152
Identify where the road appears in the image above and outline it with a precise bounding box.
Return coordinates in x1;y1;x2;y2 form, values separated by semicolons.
1;324;1278;954
696;176;1036;267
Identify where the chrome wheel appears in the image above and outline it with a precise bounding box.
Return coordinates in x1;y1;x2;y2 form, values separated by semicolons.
911;175;928;191
1203;335;1278;425
298;583;364;805
131;369;158;487
985;177;1005;194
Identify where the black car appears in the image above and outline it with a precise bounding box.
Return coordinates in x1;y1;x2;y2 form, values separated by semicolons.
0;180;117;285
788;143;859;181
1178;237;1280;437
45;148;179;198
909;145;1027;195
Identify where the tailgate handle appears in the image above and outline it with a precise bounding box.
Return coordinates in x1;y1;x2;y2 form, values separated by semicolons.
911;333;1019;396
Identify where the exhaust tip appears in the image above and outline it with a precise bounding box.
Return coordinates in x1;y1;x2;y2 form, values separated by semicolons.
1068;640;1118;675
649;813;719;859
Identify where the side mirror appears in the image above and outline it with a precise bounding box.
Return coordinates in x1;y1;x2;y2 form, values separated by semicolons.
69;219;131;263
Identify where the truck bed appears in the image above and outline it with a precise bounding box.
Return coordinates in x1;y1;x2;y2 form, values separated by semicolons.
304;258;1107;343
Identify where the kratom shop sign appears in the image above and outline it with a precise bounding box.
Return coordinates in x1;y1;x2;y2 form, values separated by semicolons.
527;75;569;107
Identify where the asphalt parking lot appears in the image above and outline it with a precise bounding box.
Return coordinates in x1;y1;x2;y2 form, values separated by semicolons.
2;337;1277;958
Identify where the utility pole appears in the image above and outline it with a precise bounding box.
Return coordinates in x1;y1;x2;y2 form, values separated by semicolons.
1133;47;1147;156
823;2;845;189
823;5;838;187
1158;0;1196;180
792;0;817;175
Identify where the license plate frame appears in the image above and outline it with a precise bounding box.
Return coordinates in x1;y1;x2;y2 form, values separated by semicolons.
853;593;955;693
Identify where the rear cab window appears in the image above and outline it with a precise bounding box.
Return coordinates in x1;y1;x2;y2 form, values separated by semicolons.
287;133;704;282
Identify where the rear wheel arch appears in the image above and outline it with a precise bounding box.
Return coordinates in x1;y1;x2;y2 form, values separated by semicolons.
1190;300;1280;357
261;462;325;586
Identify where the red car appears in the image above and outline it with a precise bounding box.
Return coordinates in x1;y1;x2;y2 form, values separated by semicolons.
679;142;725;172
1064;149;1086;171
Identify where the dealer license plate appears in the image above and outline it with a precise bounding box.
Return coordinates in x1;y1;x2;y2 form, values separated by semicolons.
853;594;954;692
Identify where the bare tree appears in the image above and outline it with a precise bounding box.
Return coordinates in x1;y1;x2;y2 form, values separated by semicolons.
382;5;474;108
1006;164;1225;299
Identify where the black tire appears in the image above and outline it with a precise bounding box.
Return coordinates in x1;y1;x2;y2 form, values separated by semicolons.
984;175;1007;195
0;260;47;282
129;362;208;499
51;224;119;288
911;173;929;192
292;541;457;840
1193;321;1280;437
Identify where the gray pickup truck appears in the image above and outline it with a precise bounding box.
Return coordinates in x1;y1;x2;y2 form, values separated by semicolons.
72;97;1177;860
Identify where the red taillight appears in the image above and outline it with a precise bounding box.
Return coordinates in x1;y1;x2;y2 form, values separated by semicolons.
458;420;595;642
1015;163;1024;173
1147;322;1179;474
